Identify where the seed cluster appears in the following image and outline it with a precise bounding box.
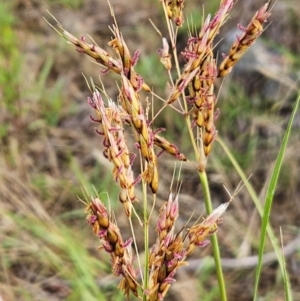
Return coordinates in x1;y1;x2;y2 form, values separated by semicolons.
86;197;139;297
58;21;187;213
167;0;271;168
52;0;272;300
86;194;228;300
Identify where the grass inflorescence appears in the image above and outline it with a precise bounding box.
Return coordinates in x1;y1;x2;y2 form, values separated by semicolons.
1;0;300;300
45;1;293;300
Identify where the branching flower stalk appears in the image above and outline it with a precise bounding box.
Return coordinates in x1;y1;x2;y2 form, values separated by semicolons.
48;0;272;300
158;1;271;299
86;190;230;300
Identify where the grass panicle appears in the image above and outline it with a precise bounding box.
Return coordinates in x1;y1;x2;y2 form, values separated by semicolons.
2;0;300;300
88;88;137;216
86;197;139;297
45;1;298;301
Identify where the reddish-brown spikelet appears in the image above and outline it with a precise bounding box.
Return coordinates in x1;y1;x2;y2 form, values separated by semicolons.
108;24;150;91
116;112;187;161
164;0;185;26
85;194;229;301
167;0;233;105
86;197;139;298
48;1;273;300
154;134;187;161
88;89;137;216
55;22;151;92
218;0;272;77
148;192;186;301
161;1;232;163
147;192;230;301
119;74;159;193
61;30;122;73
186;202;229;255
164;0;271;166
158;38;172;70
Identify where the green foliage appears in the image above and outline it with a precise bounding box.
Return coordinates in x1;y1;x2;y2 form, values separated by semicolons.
215;91;300;301
24;57;67;127
136;53;168;92
253;93;299;301
0;2;21;138
35;58;65;126
12;214;109;300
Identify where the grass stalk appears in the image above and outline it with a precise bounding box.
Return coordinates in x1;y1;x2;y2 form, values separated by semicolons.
199;170;227;301
142;179;149;300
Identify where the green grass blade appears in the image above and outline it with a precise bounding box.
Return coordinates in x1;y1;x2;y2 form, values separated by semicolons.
280;228;292;301
216;136;293;300
216;92;299;300
253;93;299;301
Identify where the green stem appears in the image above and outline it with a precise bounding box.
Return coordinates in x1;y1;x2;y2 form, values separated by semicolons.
199;170;227;301
142;180;149;301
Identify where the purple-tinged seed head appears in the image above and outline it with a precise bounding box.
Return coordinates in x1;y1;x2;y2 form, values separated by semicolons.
214;108;220;120
135;74;144;91
101;67;110;74
163;232;173;247
91;43;96;51
133;174;142;186
76;48;85;54
195;239;210;248
174;250;186;260
102;241;113;253
87;96;96;109
132;49;141;66
122;238;133;249
237;23;247;32
166;258;177;268
95;128;105;137
86;214;97;225
98;229;107;238
163;270;176;284
157;210;167;232
90;115;101;123
91;197;108;216
170;194;179;220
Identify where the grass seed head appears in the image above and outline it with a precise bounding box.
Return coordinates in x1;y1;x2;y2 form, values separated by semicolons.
89;89;137;216
218;1;271;77
86;197;138;297
164;0;185;26
158;38;172;70
49;0;272;299
154;134;187;161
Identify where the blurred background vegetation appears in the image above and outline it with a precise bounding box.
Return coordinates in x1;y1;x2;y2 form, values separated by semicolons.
0;0;299;300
